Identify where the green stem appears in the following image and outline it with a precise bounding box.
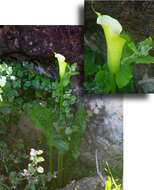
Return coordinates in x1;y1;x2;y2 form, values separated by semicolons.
111;81;116;93
48;145;53;173
0;183;10;190
110;73;117;93
59;80;64;120
57;153;64;187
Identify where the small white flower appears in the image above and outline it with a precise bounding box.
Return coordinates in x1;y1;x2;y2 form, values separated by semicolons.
36;156;45;163
30;148;37;156
21;169;30;177
37;166;44;173
0;76;6;87
10;76;16;80
37;150;43;155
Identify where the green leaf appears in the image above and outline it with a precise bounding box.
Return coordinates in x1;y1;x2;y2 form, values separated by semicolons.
62;78;69;87
84;48;98;76
95;70;115;93
53;139;69;153
17;70;23;77
12;80;21;88
135;55;154;64
122;37;154;65
28;105;52;131
71;149;80;160
137;37;153;56
127;41;138;54
24;81;31;88
115;64;133;88
65;127;72;135
105;176;112;190
6;66;13;75
69;105;86;159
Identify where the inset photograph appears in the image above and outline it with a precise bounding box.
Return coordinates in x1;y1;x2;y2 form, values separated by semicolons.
84;0;154;93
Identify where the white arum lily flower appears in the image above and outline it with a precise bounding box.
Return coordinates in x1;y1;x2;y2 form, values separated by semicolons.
97;14;126;74
55;53;67;79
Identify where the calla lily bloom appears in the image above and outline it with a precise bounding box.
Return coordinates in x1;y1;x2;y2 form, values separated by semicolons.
97;14;126;74
55;53;67;79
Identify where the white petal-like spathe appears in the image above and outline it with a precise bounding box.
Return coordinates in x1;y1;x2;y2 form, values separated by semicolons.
55;53;65;62
97;15;122;35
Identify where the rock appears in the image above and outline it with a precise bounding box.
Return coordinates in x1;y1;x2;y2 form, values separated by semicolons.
138;78;154;93
58;176;103;190
85;1;154;41
81;95;123;173
0;26;83;66
133;65;154;92
16;113;42;145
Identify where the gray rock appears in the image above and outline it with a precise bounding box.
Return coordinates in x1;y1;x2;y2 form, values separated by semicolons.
58;176;103;190
0;26;83;65
17;113;42;145
138;78;154;93
81;95;123;172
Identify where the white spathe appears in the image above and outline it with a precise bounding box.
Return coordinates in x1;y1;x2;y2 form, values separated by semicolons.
55;53;66;62
97;15;122;35
55;53;67;79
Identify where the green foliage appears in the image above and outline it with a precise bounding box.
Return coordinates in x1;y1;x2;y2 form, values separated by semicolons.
52;62;78;118
28;60;85;156
0;59;53;125
20;148;52;190
28;105;70;154
0;139;27;189
104;163;122;190
115;64;133;89
0;54;87;189
68;104;87;159
27;53;86;188
0;147;53;190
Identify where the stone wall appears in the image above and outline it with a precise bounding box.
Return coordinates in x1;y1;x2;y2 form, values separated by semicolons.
81;95;123;173
0;26;83;66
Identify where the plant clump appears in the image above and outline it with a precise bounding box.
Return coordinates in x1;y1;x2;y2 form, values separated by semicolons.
0;53;87;189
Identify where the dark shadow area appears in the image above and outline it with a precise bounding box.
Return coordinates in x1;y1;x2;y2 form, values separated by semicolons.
78;4;84;25
85;93;148;101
